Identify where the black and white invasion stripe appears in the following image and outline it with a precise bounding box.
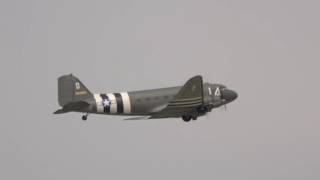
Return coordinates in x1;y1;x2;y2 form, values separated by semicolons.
114;93;124;114
94;92;131;114
100;94;110;113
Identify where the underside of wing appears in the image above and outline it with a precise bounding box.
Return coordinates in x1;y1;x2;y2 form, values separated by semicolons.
123;116;150;120
149;75;204;119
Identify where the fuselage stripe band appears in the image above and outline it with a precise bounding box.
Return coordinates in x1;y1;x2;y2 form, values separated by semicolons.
114;93;124;113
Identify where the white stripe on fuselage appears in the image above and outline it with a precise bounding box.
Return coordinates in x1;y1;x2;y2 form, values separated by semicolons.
120;92;131;114
94;94;104;113
107;93;117;114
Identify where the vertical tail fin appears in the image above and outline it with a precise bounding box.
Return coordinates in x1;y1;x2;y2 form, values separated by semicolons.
58;74;92;106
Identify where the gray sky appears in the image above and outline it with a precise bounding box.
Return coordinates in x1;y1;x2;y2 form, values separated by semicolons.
1;0;319;179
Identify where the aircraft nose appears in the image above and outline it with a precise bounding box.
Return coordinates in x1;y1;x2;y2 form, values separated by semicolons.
221;89;238;102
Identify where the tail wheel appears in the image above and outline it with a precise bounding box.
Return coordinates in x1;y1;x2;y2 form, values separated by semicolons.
82;113;89;121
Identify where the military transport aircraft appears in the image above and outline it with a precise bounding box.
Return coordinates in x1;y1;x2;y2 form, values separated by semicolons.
54;74;237;122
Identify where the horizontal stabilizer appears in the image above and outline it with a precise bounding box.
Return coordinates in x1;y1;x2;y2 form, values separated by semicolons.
53;101;90;114
53;109;68;114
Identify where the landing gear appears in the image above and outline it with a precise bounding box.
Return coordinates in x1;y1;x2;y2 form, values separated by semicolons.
182;112;198;122
82;113;89;121
192;115;198;120
182;116;192;122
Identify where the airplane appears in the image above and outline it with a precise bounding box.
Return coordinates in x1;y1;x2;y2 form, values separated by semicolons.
54;74;238;122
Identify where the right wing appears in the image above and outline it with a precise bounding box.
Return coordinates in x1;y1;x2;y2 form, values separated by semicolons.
149;75;204;119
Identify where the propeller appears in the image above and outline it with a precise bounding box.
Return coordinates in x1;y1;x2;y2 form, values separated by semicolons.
214;87;227;112
222;104;227;111
206;112;210;120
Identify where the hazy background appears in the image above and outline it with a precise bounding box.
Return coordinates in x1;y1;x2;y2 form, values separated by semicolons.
1;0;319;179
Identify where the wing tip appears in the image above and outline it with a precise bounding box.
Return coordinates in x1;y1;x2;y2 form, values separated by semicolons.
188;75;203;82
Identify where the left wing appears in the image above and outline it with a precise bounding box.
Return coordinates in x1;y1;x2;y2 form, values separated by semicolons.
149;75;204;119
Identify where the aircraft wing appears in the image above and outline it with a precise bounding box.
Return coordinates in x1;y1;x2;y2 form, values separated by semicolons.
149;75;204;119
123;116;150;120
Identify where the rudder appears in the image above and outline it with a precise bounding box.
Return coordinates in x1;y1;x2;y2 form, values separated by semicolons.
58;74;92;106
